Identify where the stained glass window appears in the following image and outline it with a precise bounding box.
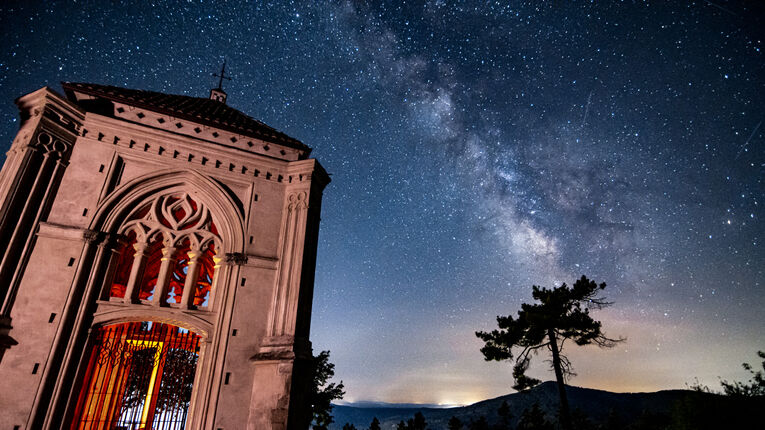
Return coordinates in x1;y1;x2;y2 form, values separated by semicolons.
109;231;137;299
137;236;164;302
108;193;222;307
166;239;191;305
193;243;216;307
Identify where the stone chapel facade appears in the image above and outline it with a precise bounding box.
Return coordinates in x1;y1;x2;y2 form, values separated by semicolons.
0;81;329;429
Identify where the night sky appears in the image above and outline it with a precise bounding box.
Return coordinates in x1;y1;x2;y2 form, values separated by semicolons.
1;1;763;406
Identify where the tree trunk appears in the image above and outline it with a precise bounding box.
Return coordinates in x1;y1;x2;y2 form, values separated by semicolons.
548;328;572;430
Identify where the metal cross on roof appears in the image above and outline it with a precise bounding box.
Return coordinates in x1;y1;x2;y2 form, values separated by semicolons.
212;60;232;90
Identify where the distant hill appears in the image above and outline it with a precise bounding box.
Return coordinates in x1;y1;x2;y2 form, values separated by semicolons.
330;381;764;429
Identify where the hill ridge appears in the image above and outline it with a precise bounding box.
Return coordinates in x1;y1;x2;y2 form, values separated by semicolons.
330;381;763;429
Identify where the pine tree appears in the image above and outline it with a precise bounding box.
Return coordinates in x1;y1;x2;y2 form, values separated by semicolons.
409;411;427;430
369;417;382;430
476;276;623;430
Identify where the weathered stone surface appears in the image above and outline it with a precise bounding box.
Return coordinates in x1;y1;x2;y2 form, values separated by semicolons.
0;84;329;429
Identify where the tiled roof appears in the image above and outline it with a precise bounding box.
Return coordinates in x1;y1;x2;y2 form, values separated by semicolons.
61;82;309;153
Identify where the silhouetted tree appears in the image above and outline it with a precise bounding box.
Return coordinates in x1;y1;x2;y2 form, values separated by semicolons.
684;350;765;397
469;416;489;430
516;404;553;430
409;411;428;430
369;416;382;430
476;276;623;430
673;352;765;430
684;377;713;393
342;424;358;430
448;416;464;430
396;412;428;430
309;350;345;430
720;350;765;396
495;399;512;430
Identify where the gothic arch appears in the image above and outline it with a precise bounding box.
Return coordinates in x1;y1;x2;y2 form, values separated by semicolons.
63;169;243;429
90;168;245;253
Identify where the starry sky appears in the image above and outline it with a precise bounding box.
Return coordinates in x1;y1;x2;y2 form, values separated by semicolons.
1;1;763;406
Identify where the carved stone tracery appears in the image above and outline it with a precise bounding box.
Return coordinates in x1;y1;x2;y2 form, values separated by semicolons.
286;191;308;212
109;192;223;309
34;132;72;158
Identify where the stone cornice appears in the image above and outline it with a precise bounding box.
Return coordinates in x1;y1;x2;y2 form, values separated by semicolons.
78;113;326;187
11;87;85;150
285;159;331;189
250;335;312;362
15;87;85;125
82;112;294;169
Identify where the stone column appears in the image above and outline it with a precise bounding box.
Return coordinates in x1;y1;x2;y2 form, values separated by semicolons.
0;150;52;313
123;242;148;304
153;242;177;306
179;246;201;309
5;155;69;305
99;233;128;301
267;191;309;338
204;251;225;309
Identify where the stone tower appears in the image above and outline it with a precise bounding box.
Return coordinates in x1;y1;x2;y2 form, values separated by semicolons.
0;81;329;429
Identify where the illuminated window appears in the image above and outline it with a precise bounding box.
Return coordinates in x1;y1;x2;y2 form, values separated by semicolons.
137;236;164;302
107;193;222;308
166;239;191;305
194;242;216;307
109;231;137;299
72;321;201;430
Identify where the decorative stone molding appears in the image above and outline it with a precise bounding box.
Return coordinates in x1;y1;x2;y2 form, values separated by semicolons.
120;191;221;250
30;132;71;158
244;254;279;270
286;191;308;212
91;169;245;252
250;335;310;362
267;190;312;338
90;302;214;339
42;106;81;135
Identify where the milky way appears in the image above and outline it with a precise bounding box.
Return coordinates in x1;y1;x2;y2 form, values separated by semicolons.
1;1;763;405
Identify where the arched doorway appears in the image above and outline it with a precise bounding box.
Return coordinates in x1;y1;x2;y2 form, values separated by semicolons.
72;321;201;430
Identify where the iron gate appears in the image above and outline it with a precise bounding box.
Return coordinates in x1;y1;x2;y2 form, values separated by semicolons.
72;321;201;430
